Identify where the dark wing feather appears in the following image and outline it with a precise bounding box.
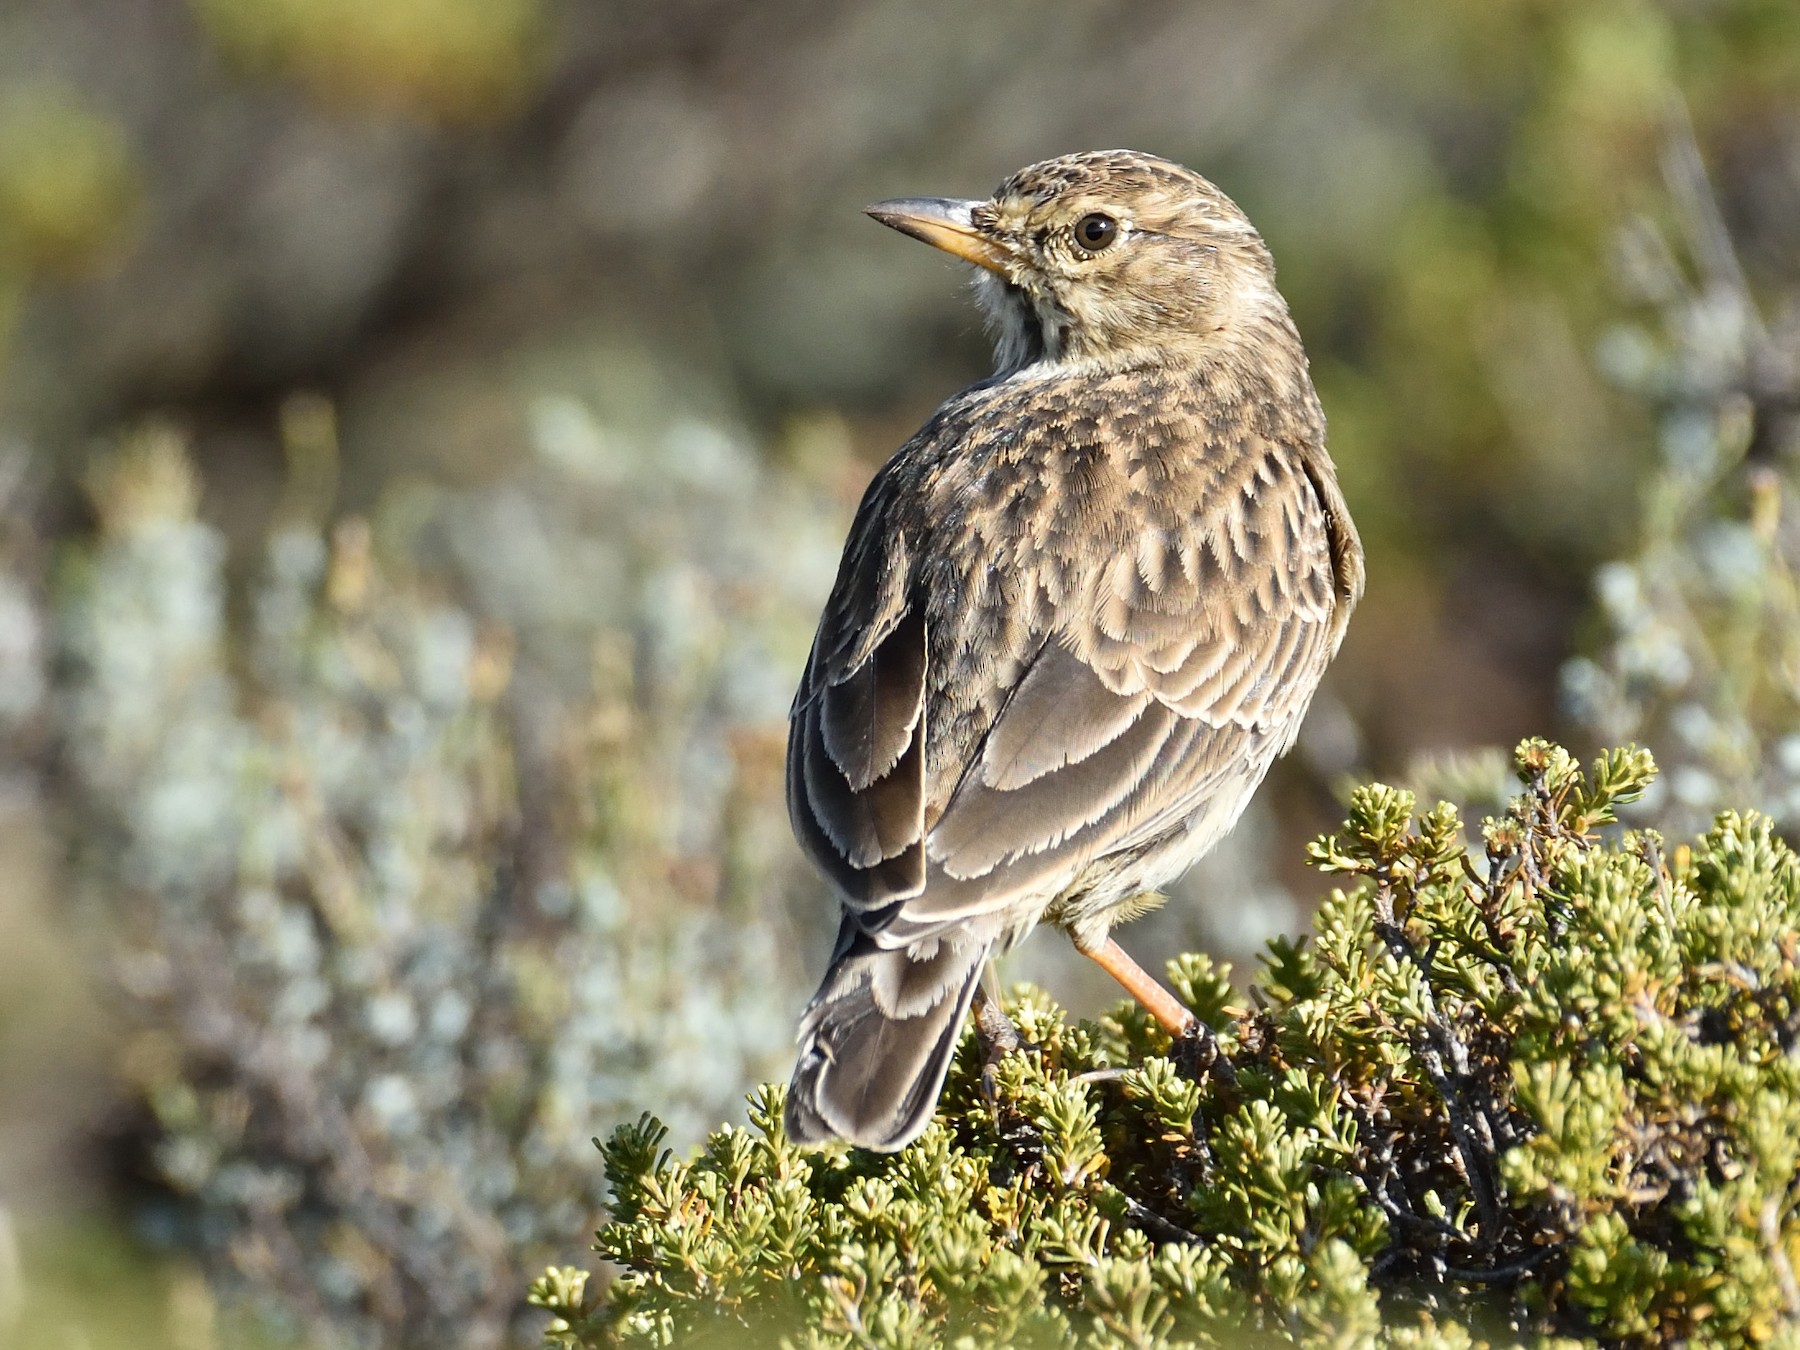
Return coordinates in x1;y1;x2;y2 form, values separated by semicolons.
787;472;930;915
818;607;927;790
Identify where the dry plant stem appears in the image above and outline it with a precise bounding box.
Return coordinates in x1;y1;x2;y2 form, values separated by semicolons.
1343;1096;1461;1250
1438;1245;1562;1285
1113;1191;1208;1247
1082;937;1198;1036
1762;1197;1800;1319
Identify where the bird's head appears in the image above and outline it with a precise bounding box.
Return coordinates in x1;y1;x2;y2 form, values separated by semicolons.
868;149;1290;377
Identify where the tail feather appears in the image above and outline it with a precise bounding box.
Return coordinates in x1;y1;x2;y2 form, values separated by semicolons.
785;930;990;1152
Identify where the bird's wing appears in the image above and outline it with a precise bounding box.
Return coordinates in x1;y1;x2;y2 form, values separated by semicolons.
786;467;932;915
788;429;1354;945
888;432;1347;933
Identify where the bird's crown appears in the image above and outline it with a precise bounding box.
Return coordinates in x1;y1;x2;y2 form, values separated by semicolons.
988;149;1259;244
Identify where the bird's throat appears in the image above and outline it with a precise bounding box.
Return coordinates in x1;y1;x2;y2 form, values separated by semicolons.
977;274;1063;375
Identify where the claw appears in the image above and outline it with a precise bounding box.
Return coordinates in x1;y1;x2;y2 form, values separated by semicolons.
972;980;1026;1108
1171;1018;1237;1088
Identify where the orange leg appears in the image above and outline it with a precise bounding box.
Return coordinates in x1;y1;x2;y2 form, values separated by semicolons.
1081;937;1197;1036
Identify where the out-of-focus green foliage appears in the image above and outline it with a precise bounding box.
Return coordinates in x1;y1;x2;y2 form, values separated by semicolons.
187;0;548;123
1303;0;1800;581
0;86;136;279
0;1214;288;1350
0;0;1794;770
0;84;137;370
540;742;1800;1348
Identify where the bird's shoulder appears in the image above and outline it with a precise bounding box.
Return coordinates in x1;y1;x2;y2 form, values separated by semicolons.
814;363;1356;690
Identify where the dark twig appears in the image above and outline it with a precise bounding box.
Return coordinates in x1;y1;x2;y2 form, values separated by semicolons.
1113;1191;1208;1248
1172;1020;1238;1091
1370;877;1506;1246
1438;1243;1563;1286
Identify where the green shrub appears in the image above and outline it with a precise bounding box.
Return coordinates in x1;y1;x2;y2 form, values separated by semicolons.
535;741;1800;1348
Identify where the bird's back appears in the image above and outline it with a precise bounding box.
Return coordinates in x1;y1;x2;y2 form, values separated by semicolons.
795;359;1357;916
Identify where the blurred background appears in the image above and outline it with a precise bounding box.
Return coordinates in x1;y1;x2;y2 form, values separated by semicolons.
0;0;1798;1346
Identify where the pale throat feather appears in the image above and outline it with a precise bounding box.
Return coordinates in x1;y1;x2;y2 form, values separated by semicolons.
972;272;1066;375
972;256;1295;382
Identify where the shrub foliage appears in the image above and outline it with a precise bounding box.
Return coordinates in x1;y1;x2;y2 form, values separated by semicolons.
535;742;1800;1348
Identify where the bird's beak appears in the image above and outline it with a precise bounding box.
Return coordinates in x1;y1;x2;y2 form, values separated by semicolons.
865;197;1009;274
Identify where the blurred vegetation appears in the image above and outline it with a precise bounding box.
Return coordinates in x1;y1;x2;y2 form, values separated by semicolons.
0;87;137;276
38;407;847;1347
1560;131;1800;839
0;84;138;370
0;1;1797;1348
539;743;1800;1349
188;0;549;124
0;1;1793;763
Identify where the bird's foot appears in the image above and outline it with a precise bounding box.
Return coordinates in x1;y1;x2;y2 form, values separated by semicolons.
1171;1018;1237;1088
974;989;1025;1056
972;987;1031;1110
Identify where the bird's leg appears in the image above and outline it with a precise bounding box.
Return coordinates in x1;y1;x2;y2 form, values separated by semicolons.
1080;936;1237;1086
972;966;1024;1107
1080;936;1198;1036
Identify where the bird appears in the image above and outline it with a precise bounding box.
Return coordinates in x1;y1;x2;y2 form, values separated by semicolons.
783;149;1363;1152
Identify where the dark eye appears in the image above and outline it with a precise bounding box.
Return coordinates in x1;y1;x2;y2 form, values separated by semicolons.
1072;213;1119;252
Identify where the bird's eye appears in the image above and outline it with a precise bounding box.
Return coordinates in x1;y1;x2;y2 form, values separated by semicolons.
1072;213;1119;253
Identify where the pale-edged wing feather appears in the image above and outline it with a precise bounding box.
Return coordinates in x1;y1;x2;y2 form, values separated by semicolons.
787;423;1347;950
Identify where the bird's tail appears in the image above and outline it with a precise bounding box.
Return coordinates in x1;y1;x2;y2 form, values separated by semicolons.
785;924;990;1152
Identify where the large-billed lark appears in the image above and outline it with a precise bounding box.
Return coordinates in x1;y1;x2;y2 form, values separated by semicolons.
785;150;1363;1151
